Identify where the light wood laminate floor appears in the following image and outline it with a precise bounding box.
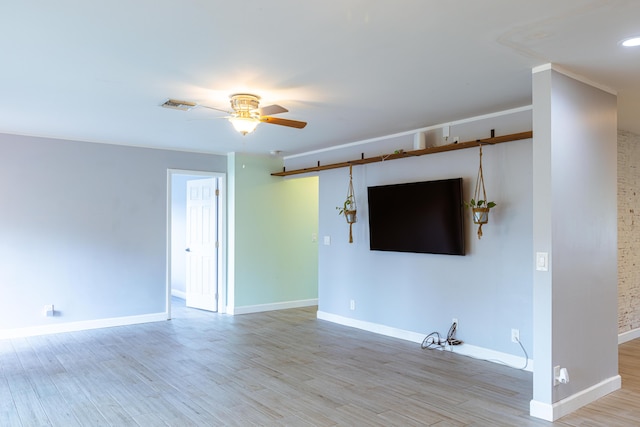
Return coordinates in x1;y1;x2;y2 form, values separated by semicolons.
1;299;639;426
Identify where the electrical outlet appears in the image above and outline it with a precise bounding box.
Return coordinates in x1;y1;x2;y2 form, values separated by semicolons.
553;365;561;386
350;299;355;310
44;304;55;317
511;328;520;343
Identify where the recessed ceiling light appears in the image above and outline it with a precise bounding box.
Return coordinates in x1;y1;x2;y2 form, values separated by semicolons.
621;36;640;47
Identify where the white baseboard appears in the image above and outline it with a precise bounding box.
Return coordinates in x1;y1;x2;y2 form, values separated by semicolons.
317;311;426;342
618;326;640;344
171;289;186;300
316;311;533;372
0;312;168;340
445;341;534;372
530;375;622;421
232;298;318;315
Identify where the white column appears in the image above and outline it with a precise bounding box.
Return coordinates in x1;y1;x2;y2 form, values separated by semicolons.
530;64;620;421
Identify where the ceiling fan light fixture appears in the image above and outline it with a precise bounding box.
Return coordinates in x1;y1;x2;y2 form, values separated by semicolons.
228;94;262;135
230;93;260;111
229;116;260;135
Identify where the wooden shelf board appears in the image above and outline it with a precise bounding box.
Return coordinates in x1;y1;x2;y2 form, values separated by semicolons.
271;131;532;177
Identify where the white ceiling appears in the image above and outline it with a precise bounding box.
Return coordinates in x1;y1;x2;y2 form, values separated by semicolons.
1;1;638;156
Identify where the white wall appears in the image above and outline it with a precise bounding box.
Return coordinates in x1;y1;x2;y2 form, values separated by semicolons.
293;109;534;359
0;133;225;335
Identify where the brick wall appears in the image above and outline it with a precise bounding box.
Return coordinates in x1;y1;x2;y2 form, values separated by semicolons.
618;129;640;333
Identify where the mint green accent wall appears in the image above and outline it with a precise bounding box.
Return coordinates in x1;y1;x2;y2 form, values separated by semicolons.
228;153;318;309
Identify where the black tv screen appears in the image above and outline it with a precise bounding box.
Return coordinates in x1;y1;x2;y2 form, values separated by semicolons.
367;178;465;255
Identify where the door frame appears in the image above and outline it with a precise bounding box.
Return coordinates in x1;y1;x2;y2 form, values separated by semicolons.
166;169;227;319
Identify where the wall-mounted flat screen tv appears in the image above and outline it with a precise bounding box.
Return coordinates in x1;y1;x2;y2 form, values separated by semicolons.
367;178;465;255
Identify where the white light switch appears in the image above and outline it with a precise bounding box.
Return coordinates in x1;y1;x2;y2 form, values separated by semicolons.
323;236;331;245
536;252;549;271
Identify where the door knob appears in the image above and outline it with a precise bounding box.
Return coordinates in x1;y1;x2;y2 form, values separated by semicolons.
185;248;191;252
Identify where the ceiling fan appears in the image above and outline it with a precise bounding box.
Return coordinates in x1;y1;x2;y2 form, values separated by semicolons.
161;93;307;136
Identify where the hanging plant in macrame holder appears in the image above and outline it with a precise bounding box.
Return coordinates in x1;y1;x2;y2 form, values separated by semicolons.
465;145;496;239
336;165;357;243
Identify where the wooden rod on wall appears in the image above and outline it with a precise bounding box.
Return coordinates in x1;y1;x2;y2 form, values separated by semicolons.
271;131;532;177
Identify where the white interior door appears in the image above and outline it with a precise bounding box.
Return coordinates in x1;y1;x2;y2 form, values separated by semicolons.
185;178;218;311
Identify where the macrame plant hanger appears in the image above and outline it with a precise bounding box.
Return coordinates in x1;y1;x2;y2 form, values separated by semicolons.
344;165;357;243
472;145;489;239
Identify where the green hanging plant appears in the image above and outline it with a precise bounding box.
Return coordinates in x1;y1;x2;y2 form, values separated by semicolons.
465;145;497;239
336;194;356;216
464;199;496;209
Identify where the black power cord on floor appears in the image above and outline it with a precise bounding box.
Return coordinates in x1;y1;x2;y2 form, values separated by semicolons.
421;322;530;371
421;321;462;349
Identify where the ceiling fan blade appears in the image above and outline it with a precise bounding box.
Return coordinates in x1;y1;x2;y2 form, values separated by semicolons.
161;99;197;111
199;104;233;114
257;104;288;116
260;116;307;129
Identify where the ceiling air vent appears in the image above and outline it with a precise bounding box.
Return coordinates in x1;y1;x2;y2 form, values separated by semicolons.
161;99;197;111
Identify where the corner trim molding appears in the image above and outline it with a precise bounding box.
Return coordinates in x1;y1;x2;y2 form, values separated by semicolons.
316;311;533;372
0;312;168;340
284;105;532;160
532;63;617;95
530;375;621;421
